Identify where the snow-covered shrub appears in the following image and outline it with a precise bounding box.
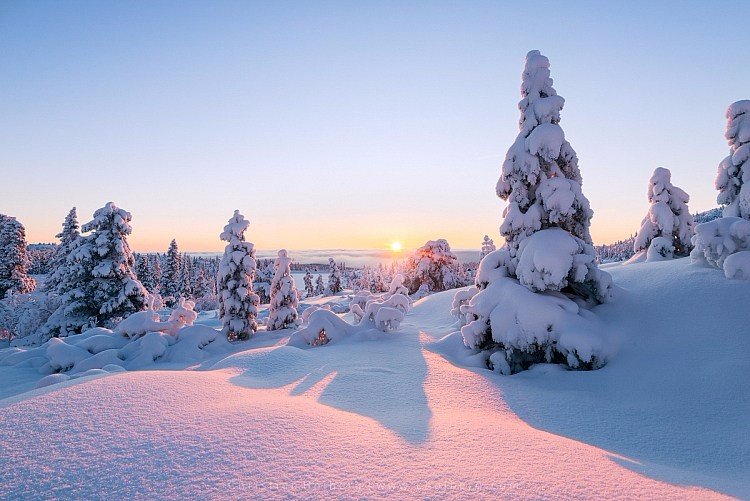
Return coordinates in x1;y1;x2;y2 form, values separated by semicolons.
268;249;300;330
217;210;260;341
193;293;220;312
723;251;750;280
288;309;357;347
407;239;463;294
460;51;613;375
326;258;342;295
374;307;404;332
716;100;750;219
0;215;36;298
385;273;409;298
633;167;694;259
451;286;479;326
300;304;332;324
0;292;59;345
646;236;675;261
480;235;496;260
691;216;750;269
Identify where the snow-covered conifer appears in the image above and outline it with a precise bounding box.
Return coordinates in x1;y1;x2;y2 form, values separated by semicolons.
326;258;342;295
253;259;273;304
460;51;613;375
161;239;182;300
314;274;325;295
53;202;147;332
151;254;162;293
480;235;496;261
217;210;259;340
408;239;461;293
633;167;694;258
136;254;157;293
0;215;36;298
45;207;80;293
268;249;299;330
303;268;314;297
716;100;750;219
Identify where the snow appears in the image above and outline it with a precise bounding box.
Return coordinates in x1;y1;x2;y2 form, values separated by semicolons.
0;259;747;498
722;250;750;279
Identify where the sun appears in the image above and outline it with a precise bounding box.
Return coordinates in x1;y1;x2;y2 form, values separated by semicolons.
390;241;403;252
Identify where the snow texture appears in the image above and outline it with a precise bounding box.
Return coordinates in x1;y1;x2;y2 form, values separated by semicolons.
716;100;750;219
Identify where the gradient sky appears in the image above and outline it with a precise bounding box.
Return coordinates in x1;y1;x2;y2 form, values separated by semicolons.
1;1;748;252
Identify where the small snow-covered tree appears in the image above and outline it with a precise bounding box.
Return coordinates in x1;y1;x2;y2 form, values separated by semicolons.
55;202;148;332
326;258;342;295
45;207;80;293
460;51;613;375
314;274;325;295
480;235;496;260
268;249;299;330
303;268;314;297
181;256;193;298
161;239;182;300
217;210;259;341
407;239;461;293
633;167;695;258
0;215;36;298
716;100;750;219
253;259;273;304
136;254;158;293
151;254;162;292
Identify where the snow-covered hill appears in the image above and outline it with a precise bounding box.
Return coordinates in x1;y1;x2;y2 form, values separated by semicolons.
0;259;747;498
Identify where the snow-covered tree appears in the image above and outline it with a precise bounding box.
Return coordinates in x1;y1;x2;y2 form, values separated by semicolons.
45;207;80;293
51;202;147;333
633;167;695;258
459;51;613;375
303;268;314;297
217;210;259;341
136;254;157;293
161;239;182;300
407;239;462;293
326;258;342;295
268;249;299;330
314;274;325;295
181;256;193;298
0;215;36;298
716;100;750;219
480;235;496;261
151;254;162;293
253;259;273;304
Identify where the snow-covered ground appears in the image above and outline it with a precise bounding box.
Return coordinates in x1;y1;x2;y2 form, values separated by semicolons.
0;259;747;498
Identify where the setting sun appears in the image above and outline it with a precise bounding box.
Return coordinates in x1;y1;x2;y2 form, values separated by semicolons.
390;241;403;252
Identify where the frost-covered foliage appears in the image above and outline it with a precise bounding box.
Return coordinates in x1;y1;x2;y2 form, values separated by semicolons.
268;249;300;330
45;203;148;337
217;210;259;341
633;168;694;259
0;292;58;345
314;274;325;295
494;50;610;304
716;100;750;219
407;239;463;293
459;51;612;375
691;217;750;279
0;215;36;298
161;239;182;301
45;207;80;293
480;235;496;260
326;258;342;295
303;269;314;297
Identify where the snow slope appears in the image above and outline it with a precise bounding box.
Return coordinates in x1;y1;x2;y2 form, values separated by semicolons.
0;259;746;498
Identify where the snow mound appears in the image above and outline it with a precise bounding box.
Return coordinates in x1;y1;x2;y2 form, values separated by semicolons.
723;250;750;280
646;236;675;262
287;309;358;347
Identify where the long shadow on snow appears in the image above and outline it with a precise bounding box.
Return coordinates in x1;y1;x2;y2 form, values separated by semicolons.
215;327;432;444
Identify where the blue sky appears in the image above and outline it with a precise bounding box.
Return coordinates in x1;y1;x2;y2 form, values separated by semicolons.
1;0;748;251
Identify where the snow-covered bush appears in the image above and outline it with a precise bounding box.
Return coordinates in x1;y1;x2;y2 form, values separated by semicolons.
217;210;259;341
267;249;300;330
460;51;612;375
633;167;694;259
314;274;325;295
407;239;463;294
480;235;496;260
326;258;342;295
646;236;675;261
373;307;404;332
193;293;220;312
691;216;750;273
288;309;357;347
451;286;479;327
0;215;36;298
385;273;409;298
0;292;59;345
716;100;750;219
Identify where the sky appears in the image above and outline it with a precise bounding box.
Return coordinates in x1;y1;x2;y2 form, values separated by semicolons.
1;0;748;253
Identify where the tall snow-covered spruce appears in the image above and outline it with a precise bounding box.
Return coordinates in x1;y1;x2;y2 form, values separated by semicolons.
716;100;750;219
459;50;613;375
45;207;80;293
633;167;694;260
326;258;342;295
161;239;182;301
217;210;259;341
267;249;299;330
51;202;147;333
0;215;36;298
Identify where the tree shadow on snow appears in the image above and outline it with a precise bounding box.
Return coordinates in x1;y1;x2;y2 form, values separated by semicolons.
216;329;432;444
